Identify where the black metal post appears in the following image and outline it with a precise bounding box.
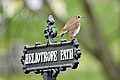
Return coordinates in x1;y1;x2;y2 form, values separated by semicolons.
43;71;54;80
42;71;55;80
41;69;60;80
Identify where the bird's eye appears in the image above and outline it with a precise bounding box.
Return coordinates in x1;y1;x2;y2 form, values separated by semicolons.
78;16;80;18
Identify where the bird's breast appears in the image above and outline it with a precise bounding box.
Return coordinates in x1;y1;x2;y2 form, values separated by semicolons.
73;26;80;36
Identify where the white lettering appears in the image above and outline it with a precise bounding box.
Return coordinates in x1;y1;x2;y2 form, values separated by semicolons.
60;48;74;61
69;49;73;59
25;54;29;64
25;53;34;64
53;51;58;61
24;51;58;64
60;50;64;60
24;48;73;64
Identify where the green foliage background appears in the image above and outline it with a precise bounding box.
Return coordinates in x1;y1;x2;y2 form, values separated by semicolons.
0;0;119;80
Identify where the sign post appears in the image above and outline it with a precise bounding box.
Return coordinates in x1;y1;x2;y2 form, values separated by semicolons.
21;15;82;80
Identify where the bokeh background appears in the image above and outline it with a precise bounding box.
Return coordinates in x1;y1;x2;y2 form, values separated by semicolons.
0;0;120;80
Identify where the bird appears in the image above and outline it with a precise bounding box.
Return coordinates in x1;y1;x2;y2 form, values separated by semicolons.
56;15;85;39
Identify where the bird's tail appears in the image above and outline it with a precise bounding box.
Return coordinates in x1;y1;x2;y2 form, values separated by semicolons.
56;34;60;38
56;33;64;38
56;29;67;38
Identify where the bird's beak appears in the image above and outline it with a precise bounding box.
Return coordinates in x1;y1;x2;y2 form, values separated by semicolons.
81;16;85;18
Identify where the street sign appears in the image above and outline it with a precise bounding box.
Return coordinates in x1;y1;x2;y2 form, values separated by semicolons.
21;15;82;80
22;38;81;73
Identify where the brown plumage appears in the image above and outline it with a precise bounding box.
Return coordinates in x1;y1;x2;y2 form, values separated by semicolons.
57;15;85;38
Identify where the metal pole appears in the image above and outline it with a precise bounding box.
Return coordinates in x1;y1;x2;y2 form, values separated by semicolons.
42;71;55;80
41;69;59;80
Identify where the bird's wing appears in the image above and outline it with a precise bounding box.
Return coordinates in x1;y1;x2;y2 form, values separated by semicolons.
63;20;80;32
62;18;76;30
59;16;79;35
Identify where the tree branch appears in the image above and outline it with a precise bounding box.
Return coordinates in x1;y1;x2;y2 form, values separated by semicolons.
81;0;120;80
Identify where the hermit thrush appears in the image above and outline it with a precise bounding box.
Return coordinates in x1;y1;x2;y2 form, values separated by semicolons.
56;15;85;38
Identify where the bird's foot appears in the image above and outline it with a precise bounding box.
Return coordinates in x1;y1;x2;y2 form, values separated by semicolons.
69;36;75;41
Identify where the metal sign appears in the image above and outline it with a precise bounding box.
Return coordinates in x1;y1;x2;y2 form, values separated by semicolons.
24;43;74;69
21;15;82;78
